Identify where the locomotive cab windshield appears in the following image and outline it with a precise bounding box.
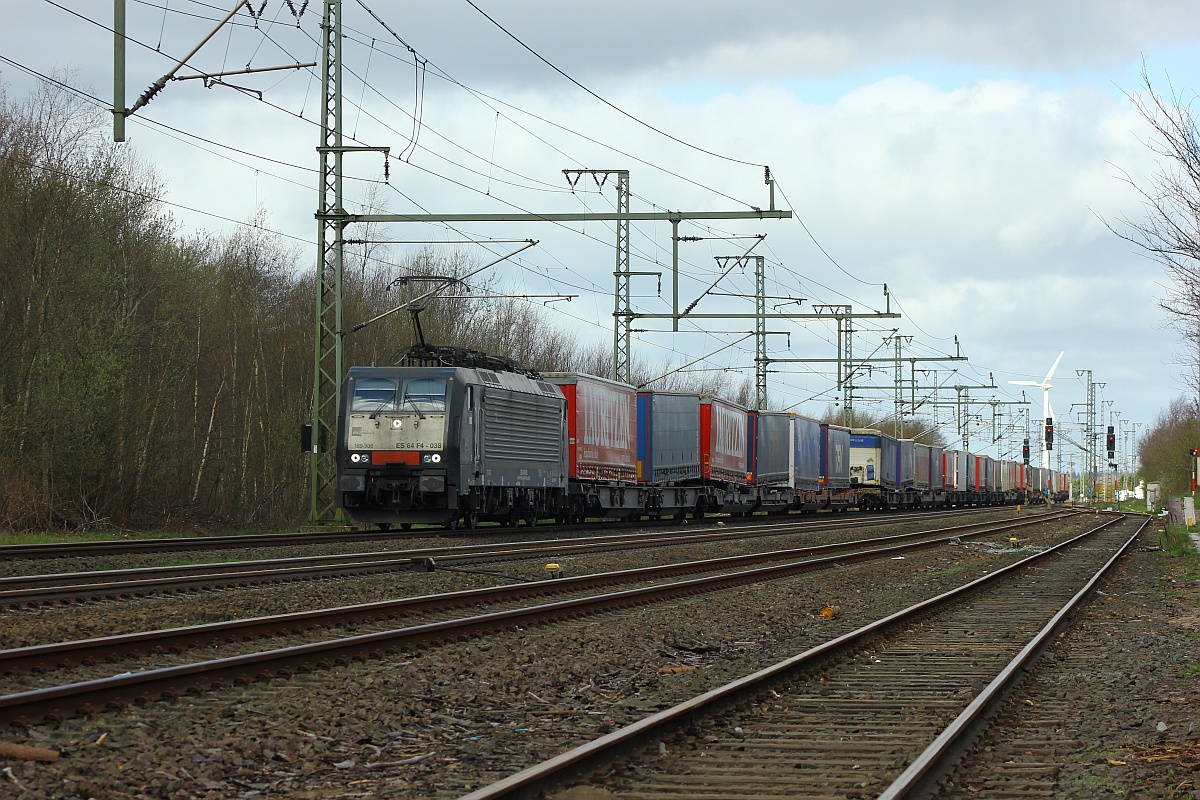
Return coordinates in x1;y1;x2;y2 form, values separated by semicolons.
351;378;398;414
350;377;449;416
343;375;449;459
398;378;447;415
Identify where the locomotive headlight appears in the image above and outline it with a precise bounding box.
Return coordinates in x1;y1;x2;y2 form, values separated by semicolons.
350;453;362;463
431;453;442;463
391;419;403;429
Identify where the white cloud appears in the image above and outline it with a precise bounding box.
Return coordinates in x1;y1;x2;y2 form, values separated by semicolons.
0;0;1193;453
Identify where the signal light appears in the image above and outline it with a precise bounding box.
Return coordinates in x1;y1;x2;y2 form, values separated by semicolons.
1191;447;1199;457
1044;417;1053;450
1106;426;1115;460
1022;439;1030;464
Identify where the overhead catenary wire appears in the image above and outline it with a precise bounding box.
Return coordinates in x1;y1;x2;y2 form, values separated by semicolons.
460;0;766;170
131;0;768;210
2;33;816;400
25;2;1032;422
96;1;992;365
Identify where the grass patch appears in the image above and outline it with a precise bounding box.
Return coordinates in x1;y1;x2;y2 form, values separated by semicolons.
1158;526;1200;647
1072;772;1122;793
0;528;297;547
1160;525;1200;559
1180;664;1200;679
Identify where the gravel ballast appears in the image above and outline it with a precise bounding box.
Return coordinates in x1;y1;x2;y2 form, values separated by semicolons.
0;511;1193;799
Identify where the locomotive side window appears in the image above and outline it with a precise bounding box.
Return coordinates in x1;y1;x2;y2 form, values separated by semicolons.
350;378;398;412
402;378;448;413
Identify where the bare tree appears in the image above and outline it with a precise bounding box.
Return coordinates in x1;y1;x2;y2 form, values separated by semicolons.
1116;66;1200;407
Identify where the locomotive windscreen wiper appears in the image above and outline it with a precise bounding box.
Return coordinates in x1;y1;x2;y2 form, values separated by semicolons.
365;397;426;420
367;400;394;420
400;397;427;420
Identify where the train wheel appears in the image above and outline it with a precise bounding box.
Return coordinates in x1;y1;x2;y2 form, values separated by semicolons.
377;523;392;531
400;523;412;531
464;510;479;530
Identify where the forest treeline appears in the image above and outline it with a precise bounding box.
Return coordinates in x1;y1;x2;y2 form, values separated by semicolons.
1136;398;1199;497
0;80;772;531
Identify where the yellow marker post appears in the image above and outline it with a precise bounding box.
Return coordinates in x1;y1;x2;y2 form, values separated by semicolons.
544;563;563;579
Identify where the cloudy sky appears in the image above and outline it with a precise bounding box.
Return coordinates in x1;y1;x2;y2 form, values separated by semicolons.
4;0;1199;471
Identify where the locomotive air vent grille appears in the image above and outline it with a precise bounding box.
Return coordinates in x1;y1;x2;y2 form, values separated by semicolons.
478;369;502;386
537;381;556;396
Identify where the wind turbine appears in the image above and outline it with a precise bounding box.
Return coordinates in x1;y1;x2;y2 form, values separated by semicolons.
1010;351;1064;469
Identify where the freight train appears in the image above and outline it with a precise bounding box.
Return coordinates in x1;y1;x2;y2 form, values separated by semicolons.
335;348;1068;530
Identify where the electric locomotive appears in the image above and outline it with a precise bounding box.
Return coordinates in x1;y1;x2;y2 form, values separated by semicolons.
336;348;568;529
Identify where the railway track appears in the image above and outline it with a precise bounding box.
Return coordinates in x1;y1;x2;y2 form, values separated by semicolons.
0;506;1037;562
0;527;429;561
0;509;1068;607
0;511;1089;727
452;512;1146;800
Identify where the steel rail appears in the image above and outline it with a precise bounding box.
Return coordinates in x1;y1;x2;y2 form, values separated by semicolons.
0;528;426;560
0;511;1072;608
876;514;1151;799
0;514;1086;727
0;506;1029;590
0;506;1039;561
452;514;1136;800
0;513;1071;675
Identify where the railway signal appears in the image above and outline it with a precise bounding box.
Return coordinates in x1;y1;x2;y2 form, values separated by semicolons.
1106;426;1115;460
1044;417;1053;450
1022;439;1030;465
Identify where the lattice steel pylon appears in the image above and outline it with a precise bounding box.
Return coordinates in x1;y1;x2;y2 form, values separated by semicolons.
309;0;346;524
840;310;855;427
754;256;767;410
562;170;632;382
611;172;631;382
